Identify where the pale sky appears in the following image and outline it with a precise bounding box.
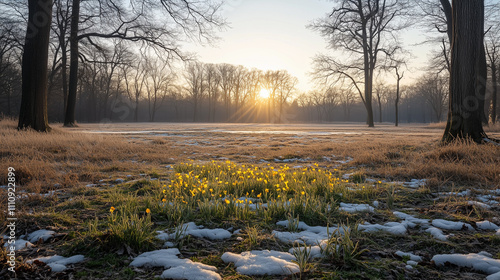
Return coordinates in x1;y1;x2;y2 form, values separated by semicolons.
185;0;433;92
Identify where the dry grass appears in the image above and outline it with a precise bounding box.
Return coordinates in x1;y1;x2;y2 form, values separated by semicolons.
1;119;498;191
0;119;499;279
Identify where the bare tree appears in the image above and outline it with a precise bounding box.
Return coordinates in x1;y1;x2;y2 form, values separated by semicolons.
18;0;53;131
415;74;448;122
310;0;409;127
123;61;146;122
184;62;206;122
485;19;500;124
62;0;225;126
218;63;235;121
204;63;220;122
374;82;389;123
442;0;492;143
144;57;175;122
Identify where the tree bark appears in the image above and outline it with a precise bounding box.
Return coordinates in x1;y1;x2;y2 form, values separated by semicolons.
493;63;498;123
18;0;53;132
63;0;79;127
395;68;403;127
442;0;488;143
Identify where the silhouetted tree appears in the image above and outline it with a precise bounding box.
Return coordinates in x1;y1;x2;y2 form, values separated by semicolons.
442;0;491;143
18;0;53;132
311;0;409;127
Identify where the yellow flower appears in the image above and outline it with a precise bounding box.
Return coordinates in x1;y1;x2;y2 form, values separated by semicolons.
257;193;262;198
225;199;230;204
110;206;115;213
146;208;151;214
301;191;305;195
162;198;167;202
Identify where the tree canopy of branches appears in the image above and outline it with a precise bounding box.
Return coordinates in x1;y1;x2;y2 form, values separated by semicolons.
310;0;409;127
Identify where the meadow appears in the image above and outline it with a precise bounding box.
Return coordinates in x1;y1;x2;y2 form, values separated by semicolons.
1;119;499;279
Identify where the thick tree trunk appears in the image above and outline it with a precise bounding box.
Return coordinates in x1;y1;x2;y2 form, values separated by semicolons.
63;0;79;127
442;0;487;143
18;0;53;132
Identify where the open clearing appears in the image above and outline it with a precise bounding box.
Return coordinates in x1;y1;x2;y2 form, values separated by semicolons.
1;120;499;279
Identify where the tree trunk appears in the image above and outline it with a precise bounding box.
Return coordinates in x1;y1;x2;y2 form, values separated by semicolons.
18;0;53;132
63;0;79;127
442;0;487;143
364;71;375;127
395;69;403;127
492;63;498;123
377;95;382;123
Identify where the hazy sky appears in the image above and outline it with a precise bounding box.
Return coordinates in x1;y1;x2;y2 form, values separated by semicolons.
186;0;432;92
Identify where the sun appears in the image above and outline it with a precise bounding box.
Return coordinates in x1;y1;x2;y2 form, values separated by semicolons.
259;88;270;99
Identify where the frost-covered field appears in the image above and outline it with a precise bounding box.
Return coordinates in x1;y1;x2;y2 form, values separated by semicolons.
1;121;499;279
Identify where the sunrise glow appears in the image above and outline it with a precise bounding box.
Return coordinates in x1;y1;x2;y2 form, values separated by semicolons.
259;88;271;99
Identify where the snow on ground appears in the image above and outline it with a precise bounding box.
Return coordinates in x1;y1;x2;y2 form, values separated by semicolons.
393;211;430;226
273;220;343;245
288;243;326;260
339;202;374;213
156;222;231;244
221;250;299;276
395;251;423;262
432;252;500;278
358;221;409;235
130;249;221;280
477;221;500;231
26;229;55;243
431;219;474;231
436;189;471;197
28;255;85;272
425;227;451;241
3;238;34;250
468;201;492;209
402;179;427;188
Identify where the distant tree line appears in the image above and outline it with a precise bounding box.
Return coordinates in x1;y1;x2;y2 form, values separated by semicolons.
0;0;498;130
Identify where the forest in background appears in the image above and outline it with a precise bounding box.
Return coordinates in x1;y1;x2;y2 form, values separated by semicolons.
0;0;498;126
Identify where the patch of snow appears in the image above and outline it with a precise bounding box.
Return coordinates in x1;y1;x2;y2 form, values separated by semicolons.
27;229;55;243
476;194;499;205
156;222;231;242
221;250;299;276
341;173;353;180
393;211;430;226
273;221;343;245
437;189;471;197
489;189;500;195
3;238;35;250
426;227;451;241
28;255;85;272
358;221;409;235
114;178;125;183
288;243;326;259
339;202;374;213
130;249;221;280
395;251;423;262
477;221;500;231
373;201;379;208
468;201;492;209
403;179;426;188
432;219;474;231
432;252;500;276
405;264;414;270
407;260;419;266
335;157;353;164
487;271;500;280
